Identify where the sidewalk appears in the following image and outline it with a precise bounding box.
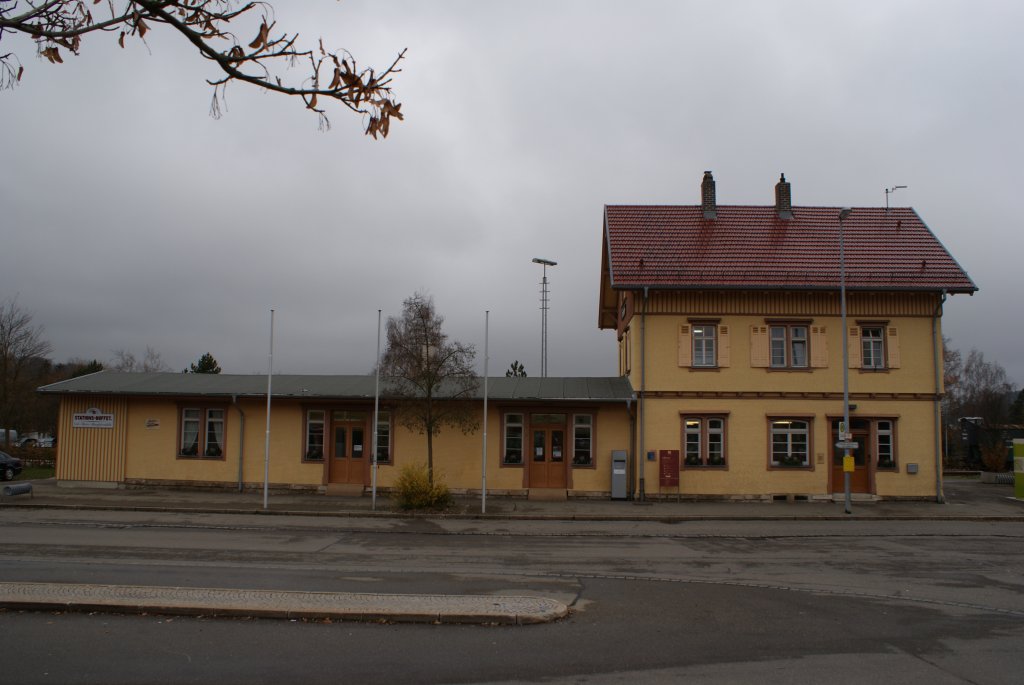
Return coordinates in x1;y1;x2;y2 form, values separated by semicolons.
0;582;567;625
2;476;1023;521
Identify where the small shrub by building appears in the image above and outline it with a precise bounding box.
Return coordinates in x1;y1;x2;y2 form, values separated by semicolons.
393;462;452;510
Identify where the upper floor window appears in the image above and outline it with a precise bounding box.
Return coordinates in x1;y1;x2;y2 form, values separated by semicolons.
861;327;885;369
679;323;729;368
692;325;717;367
179;406;225;459
850;324;900;370
770;325;808;368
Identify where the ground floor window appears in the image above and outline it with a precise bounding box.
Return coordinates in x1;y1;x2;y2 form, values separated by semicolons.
770;418;810;467
683;415;727;467
573;415;593;466
305;410;325;461
179;406;226;458
375;410;391;463
503;413;524;465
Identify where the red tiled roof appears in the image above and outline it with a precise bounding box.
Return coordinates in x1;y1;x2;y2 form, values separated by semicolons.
603;205;976;292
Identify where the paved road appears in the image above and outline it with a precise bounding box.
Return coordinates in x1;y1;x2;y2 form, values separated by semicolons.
1;508;1023;683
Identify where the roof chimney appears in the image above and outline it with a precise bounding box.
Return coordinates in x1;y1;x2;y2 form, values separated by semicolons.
775;173;793;220
701;171;717;219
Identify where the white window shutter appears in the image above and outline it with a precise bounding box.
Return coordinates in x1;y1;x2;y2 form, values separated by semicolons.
718;325;730;368
848;327;862;369
811;325;829;368
678;325;692;367
887;326;900;369
750;325;769;367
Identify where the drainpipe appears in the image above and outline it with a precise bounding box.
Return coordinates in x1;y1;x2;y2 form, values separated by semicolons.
232;395;246;493
638;287;648;501
931;291;947;504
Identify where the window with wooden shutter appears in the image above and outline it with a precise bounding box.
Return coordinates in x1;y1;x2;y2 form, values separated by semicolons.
810;325;829;368
847;326;862;368
750;325;769;367
678;324;692;367
886;326;900;369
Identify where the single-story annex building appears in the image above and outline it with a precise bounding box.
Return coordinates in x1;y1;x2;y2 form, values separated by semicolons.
40;372;635;498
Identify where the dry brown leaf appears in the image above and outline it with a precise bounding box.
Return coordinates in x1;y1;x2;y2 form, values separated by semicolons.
308;93;317;109
329;68;341;90
16;66;23;82
118;31;125;48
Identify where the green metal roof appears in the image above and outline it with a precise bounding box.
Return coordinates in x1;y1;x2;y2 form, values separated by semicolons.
39;371;634;403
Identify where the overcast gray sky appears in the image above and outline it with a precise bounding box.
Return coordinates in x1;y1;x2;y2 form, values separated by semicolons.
2;1;1021;385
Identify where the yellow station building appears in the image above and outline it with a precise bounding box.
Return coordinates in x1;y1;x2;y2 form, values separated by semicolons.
41;173;976;501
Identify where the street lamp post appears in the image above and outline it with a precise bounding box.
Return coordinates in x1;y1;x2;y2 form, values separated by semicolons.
532;257;557;377
838;207;853;515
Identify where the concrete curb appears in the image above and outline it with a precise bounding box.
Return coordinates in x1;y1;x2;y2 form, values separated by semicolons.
0;582;569;625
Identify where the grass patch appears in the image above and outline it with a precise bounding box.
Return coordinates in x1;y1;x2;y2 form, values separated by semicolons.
19;466;55;480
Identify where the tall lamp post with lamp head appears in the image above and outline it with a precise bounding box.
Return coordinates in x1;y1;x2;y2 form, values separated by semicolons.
838;207;853;514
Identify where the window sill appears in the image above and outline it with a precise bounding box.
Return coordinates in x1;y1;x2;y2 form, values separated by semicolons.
177;455;226;461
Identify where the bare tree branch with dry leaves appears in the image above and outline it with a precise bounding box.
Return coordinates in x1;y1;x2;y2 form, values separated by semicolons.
0;0;405;136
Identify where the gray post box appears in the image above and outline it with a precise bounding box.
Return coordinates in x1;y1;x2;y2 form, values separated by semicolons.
611;450;628;500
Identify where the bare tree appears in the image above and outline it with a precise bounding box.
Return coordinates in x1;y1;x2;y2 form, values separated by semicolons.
944;345;1013;468
0;1;405;135
0;296;53;447
380;292;478;484
111;346;170;372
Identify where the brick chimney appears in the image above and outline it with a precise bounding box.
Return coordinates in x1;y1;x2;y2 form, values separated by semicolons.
701;171;717;219
775;173;793;220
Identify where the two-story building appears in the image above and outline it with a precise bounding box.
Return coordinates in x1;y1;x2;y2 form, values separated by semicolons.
598;172;976;501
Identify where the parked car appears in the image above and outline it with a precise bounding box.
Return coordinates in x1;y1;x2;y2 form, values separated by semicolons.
18;434;54;448
0;451;23;481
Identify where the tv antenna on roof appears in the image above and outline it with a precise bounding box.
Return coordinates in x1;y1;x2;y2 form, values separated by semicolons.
885;185;908;212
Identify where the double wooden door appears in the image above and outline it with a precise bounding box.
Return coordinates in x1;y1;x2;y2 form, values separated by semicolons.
528;424;567;489
329;419;366;485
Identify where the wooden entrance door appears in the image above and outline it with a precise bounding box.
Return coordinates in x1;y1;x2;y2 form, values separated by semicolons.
832;419;870;493
329;420;366;485
529;425;567;489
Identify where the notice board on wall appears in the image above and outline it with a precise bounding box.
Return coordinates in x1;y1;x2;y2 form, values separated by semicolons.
659;450;680;487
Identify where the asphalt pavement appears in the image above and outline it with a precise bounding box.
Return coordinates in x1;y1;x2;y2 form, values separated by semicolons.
1;476;1021;625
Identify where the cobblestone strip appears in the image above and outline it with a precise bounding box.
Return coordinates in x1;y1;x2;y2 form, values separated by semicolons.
0;582;568;625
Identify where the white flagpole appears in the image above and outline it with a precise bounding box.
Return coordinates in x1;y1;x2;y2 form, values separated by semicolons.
482;310;489;513
263;308;274;511
371;309;382;511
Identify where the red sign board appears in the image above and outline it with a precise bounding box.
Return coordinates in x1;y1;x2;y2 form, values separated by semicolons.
659;450;680;487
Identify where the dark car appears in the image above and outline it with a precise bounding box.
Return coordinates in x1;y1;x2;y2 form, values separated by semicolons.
0;451;23;481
